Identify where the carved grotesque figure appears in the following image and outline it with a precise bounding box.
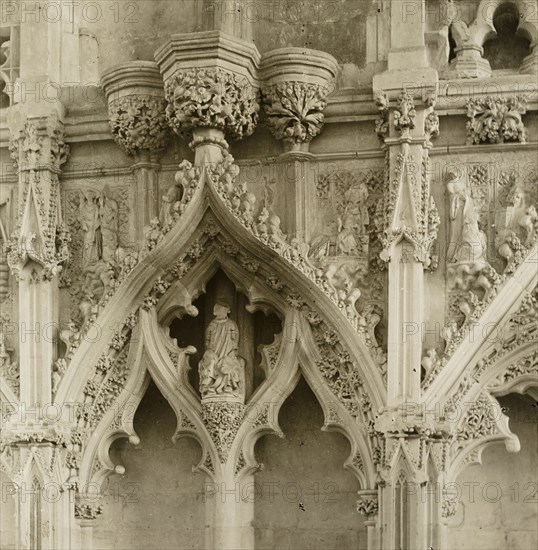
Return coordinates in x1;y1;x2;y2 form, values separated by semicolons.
198;302;245;400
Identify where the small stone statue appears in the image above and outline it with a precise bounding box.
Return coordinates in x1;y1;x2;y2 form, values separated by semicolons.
198;302;245;400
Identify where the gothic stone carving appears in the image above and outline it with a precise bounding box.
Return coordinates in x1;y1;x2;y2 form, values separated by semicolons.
495;184;538;274
393;92;417;136
466;97;527;145
164;68;259;141
356;491;379;517
7;111;70;275
198;302;246;401
262;82;329;146
0;321;19;394
312;170;371;261
108;95;169;156
446;169;498;323
202;401;244;463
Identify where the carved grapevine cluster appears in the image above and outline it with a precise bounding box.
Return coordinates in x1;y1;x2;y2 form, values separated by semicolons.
164;68;260;140
108;96;169;155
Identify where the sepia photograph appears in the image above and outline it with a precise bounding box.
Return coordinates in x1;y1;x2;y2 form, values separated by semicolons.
0;1;537;549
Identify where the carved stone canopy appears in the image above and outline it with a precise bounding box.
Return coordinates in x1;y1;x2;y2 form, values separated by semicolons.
100;61;169;157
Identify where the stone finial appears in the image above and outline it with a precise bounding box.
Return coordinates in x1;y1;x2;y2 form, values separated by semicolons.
155;31;261;150
260;47;339;153
100;61;169;158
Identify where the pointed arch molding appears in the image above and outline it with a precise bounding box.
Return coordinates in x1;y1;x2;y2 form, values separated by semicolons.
447;391;521;482
424;243;538;408
57;165;386;417
79;292;376;490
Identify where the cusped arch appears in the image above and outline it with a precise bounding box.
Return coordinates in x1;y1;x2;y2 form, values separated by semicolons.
473;0;537;46
447;391;520;485
77;247;378;491
57;162;386;419
232;309;376;489
77;248;304;487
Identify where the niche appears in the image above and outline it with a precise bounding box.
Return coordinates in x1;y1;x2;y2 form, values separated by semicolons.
168;269;282;402
93;381;206;550
253;377;364;549
483;3;531;70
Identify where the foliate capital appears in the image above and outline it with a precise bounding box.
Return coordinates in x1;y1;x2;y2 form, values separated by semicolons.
101;61;170;157
164;67;260;142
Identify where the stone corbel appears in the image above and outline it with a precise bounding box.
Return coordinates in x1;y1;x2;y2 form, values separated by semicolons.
260;47;339;155
101;62;170;243
155;31;261;166
258;47;338;242
101;62;169;159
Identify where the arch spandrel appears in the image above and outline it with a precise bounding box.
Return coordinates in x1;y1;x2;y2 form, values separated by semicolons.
77;249;378;489
422;248;538;409
446;391;521;485
57;158;387;417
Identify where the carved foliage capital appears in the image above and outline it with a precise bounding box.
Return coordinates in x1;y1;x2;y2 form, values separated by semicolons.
466;96;527;145
262;81;329;145
356;490;379;517
108;95;169;156
164;68;260;141
74;503;103;520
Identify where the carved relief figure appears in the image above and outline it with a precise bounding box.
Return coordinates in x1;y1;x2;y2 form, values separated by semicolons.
313;171;370;259
76;189;124;304
446;170;487;266
495;185;538;272
80;189;122;269
198;302;245;400
160;182;183;227
80;190;102;269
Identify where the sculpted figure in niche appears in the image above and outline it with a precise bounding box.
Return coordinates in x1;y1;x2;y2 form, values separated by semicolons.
446;170;487;265
80;190;102;268
160;182;183;227
198;302;245;400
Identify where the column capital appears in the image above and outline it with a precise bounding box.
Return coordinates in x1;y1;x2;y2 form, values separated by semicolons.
356;489;379;517
7;106;69;173
101;61;170;158
155;31;261;149
260;47;339;153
